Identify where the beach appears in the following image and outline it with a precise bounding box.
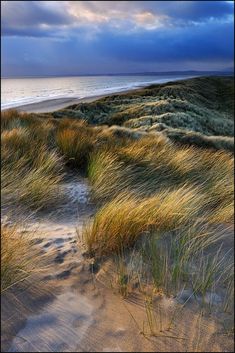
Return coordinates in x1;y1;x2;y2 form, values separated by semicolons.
2;88;137;113
1;74;198;113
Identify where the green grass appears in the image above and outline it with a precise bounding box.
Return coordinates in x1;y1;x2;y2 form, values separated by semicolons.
158;127;234;152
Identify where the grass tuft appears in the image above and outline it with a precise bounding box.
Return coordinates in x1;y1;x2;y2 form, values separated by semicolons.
1;223;39;292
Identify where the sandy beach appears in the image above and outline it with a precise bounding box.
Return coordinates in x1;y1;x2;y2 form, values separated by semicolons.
2;88;139;113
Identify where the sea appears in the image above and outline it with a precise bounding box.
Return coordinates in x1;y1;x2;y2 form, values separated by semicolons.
1;74;196;110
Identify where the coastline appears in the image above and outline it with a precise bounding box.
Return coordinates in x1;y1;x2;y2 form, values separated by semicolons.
3;73;234;114
1;75;198;114
1;88;141;113
1;74;232;114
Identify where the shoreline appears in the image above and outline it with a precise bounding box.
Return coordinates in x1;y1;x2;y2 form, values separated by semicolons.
1;87;145;114
1;74;232;114
1;75;199;114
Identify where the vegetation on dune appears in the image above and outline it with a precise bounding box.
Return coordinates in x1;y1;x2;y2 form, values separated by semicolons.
84;185;204;254
57;76;234;152
1;223;39;292
155;127;234;152
1;77;234;311
87;134;233;212
56;120;95;169
85;137;233;253
1;111;63;210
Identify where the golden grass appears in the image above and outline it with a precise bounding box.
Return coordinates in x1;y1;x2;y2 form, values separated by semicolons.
1;223;38;292
1;109;43;132
85;132;234;254
87;150;126;200
2;158;62;210
1;112;64;292
1;119;63;210
56;122;94;169
88;133;233;202
1;109;233;307
84;185;205;254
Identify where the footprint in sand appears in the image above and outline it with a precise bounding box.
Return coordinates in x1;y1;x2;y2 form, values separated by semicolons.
8;292;94;352
54;249;72;264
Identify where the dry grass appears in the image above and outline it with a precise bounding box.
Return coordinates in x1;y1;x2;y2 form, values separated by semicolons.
87;150;125;201
1;84;233;312
84;185;205;254
1;114;63;210
87;134;233;217
1;112;64;293
160;128;234;152
56;123;94;169
1;223;38;292
84;130;233;277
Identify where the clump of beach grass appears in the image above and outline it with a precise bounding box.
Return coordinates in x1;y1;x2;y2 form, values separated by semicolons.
56;121;94;169
1;116;63;210
87;133;233;223
83;125;233;317
84;185;204;254
87;150;125;201
1;223;38;292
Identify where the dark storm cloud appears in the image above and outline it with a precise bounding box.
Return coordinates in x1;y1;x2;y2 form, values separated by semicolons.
1;1;73;38
1;1;234;76
93;21;234;62
154;1;233;22
2;1;234;37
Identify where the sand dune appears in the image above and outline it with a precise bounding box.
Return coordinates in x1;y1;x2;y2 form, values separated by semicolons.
1;77;234;352
1;175;233;352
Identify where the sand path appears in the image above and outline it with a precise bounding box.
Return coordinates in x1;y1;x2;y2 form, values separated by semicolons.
1;176;233;352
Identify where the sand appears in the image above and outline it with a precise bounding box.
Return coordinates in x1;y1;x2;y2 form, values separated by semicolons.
2;88;139;114
1;174;234;352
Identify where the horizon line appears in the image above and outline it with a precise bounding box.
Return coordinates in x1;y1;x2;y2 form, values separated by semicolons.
2;69;234;79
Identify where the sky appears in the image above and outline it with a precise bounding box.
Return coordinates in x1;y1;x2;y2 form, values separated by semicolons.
1;1;234;77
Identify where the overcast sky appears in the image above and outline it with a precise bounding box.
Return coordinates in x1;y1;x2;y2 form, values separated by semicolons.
1;1;234;77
